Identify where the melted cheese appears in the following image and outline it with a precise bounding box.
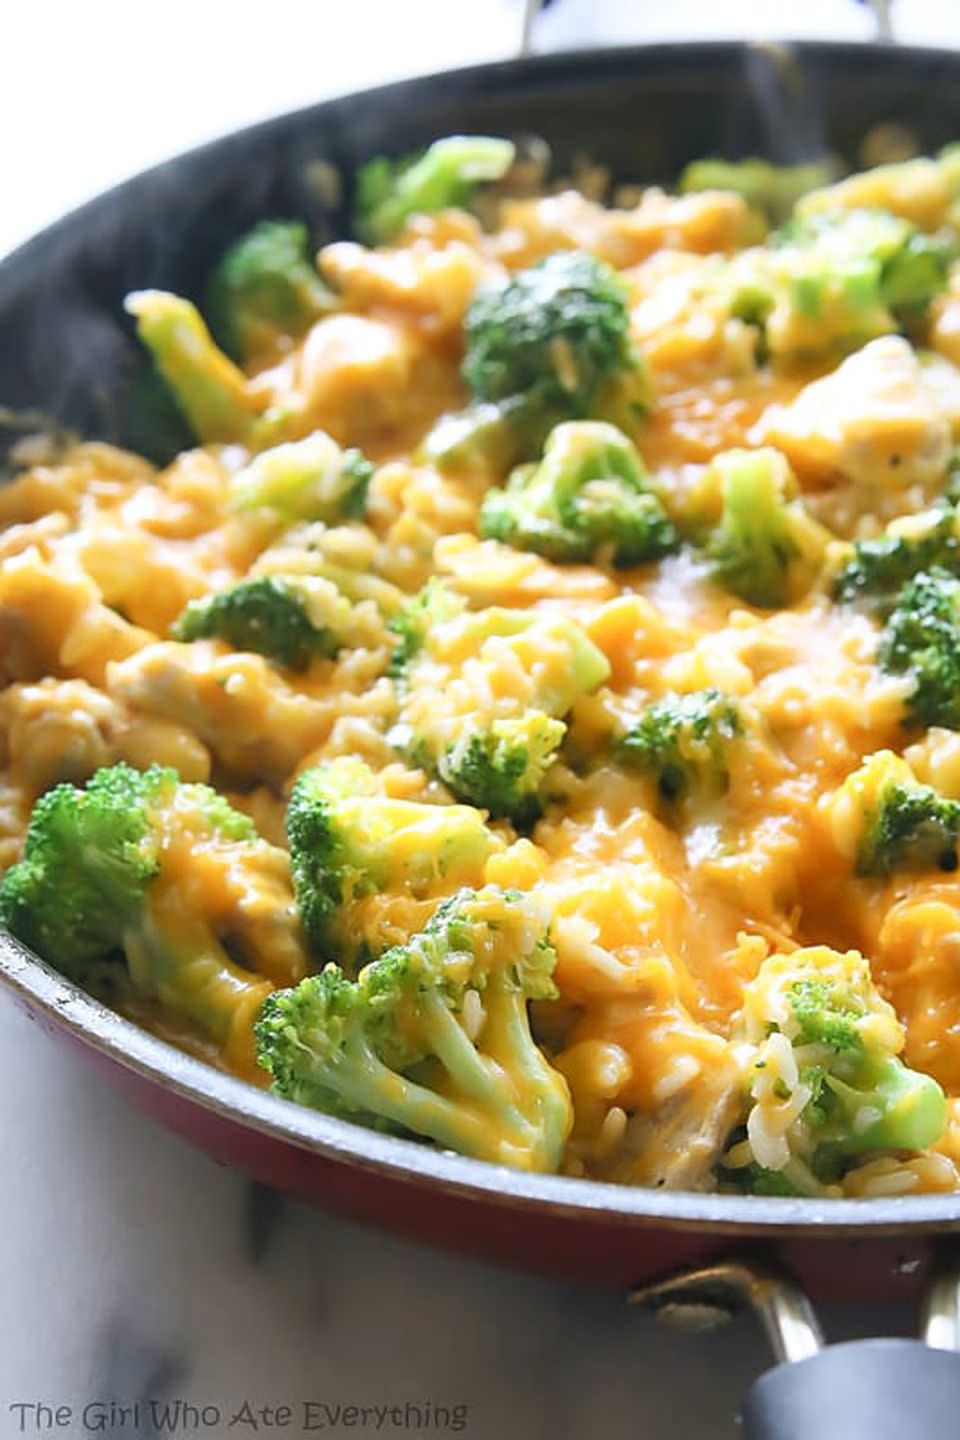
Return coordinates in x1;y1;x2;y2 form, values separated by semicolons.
4;183;960;1191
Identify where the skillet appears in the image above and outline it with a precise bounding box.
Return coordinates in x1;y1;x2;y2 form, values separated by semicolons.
3;34;960;1437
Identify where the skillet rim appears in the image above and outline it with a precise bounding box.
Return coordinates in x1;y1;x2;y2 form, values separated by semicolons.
3;37;960;1235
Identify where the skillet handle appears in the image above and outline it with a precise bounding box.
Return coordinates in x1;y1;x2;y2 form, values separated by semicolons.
743;1338;960;1440
634;1254;960;1440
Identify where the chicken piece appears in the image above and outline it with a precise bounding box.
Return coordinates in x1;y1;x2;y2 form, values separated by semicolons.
107;640;339;782
252;314;458;455
65;523;213;634
610;1059;743;1189
0;678;210;798
555;1015;742;1189
492;187;755;270
755;337;951;526
628;251;758;383
320;235;495;335
0;548;153;685
434;534;617;607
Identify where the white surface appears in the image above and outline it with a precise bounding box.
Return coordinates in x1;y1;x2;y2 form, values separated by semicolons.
0;4;951;1435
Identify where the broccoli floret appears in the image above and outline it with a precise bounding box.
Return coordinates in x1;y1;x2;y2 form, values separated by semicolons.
206;220;335;362
704;447;829;607
479;421;678;567
833;503;960;614
461;251;648;457
618;689;743;801
418;398;544;478
463;251;636;411
256;884;572;1171
828;750;960;878
736;945;946;1191
678;156;835;224
747;1165;801;1197
387;578;467;677
229;432;372;524
786;209;953;319
722;208;953;361
437;713;567;828
861;783;960;877
0;764;306;1059
877;567;960;729
170;575;352;669
389;587;611;822
356;135;515;245
124;290;277;446
286;757;500;963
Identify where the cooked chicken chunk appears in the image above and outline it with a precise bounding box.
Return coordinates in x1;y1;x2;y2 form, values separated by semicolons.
755;337;951;531
107;640;339;782
0;678;210;797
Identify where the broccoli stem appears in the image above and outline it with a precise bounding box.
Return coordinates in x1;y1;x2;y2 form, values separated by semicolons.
417;989;518;1108
825;1053;946;1154
125;291;264;444
126;899;271;1044
481;978;569;1130
326;1036;505;1161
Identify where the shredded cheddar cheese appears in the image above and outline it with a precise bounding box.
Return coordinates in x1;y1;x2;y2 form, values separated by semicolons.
6;156;960;1194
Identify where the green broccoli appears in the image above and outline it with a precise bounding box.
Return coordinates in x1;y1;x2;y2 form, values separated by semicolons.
722;208;953;361
125;290;268;445
737;945;946;1191
618;689;743;801
0;764;307;1055
170;575;353;669
479;421;678;568
387;577;467;677
779;209;952;317
858;778;960;877
256;884;572;1171
678;156;835;224
832;503;960;614
286;756;500;965
704;447;829;607
877;567;960;729
463;250;639;413
828;750;960;878
417;398;536;478
389;587;610;822
228;431;372;524
436;713;567;828
206;220;335;362
422;253;650;473
356;136;515;245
